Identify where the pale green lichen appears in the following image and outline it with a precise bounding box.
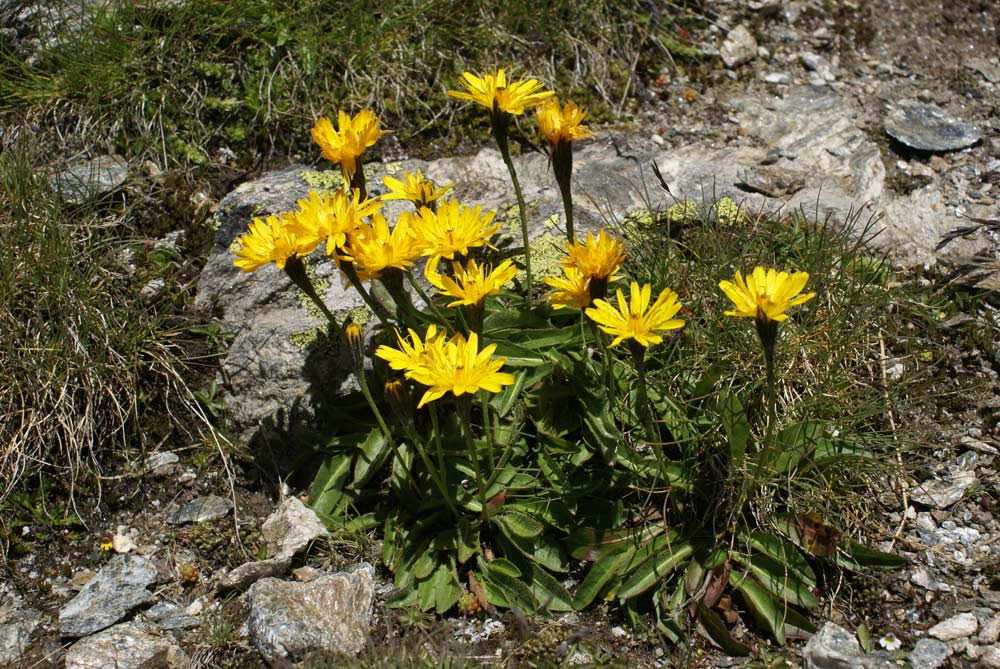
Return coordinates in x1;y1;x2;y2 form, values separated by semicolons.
541;212;561;231
296;260;331;321
345;304;373;326
384;161;403;176
299;169;344;191
667;200;699;224
517;232;567;286
714;197;748;225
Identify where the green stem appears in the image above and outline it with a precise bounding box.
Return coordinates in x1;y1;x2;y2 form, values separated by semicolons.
340;261;391;327
423;404;460;519
481;394;496;478
461;396;486;519
405;270;451;328
493;120;532;307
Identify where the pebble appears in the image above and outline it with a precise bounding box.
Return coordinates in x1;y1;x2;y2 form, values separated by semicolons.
928;612;978;641
909;471;977;509
720;25;757;68
167;495;233;525
980;616;1000;645
50;154;130;204
908;638;950;669
884;100;983;152
763;72;792;84
982;645;1000;669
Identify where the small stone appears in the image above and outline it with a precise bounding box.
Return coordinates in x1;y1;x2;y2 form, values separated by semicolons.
721;25;757;68
292;566;321;582
144;452;180;477
928;612;978;641
51;155;129;204
980;616;1000;644
216;556;293;592
803;622;863;669
0;584;43;666
140;278;166;302
909;638;950;669
981;645;1000;669
64;622;187;669
884;100;983;152
245;563;376;664
966;58;1000;84
737;165;807;197
261;497;328;558
763;72;792;84
910;471;977;509
59;555;157;638
167;495;233;525
929;155;949;172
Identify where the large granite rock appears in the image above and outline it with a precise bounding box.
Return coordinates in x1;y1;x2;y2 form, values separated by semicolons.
59;555;157;638
64;622;188;669
245;563;375;666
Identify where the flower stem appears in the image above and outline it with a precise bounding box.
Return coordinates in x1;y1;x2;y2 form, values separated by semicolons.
492;117;532;307
283;257;342;332
340;261;392;327
424;404;460;519
405;270;451;328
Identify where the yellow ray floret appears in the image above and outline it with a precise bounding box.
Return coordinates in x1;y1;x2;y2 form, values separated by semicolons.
544;266;592;309
310;110;388;181
382;169;452;208
448;68;554;116
375;324;447;373
343;212;425;280
291;188;381;256
585;281;685;348
537;97;595;146
563;229;625;281
412;199;500;261
427;258;518;307
232;212;319;272
718;267;815;323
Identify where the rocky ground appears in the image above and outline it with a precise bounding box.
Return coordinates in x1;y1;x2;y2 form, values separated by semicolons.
2;0;1000;667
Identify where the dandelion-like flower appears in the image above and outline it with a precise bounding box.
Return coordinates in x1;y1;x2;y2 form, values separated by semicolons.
232;213;320;272
292;189;381;256
448;68;554;116
412;199;500;262
718;267;815;324
344;212;425;280
427;258;518;307
585;282;684;348
537;97;595;147
382;169;452;209
311;110;388;185
375;325;448;373
544;266;592;309
563;229;625;280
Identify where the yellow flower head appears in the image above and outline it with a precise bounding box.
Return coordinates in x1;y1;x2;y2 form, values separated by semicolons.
311;110;389;182
537;97;595;146
718;267;815;323
413;199;500;261
563;229;625;281
382;169;452;209
427;258;518;307
544;266;592;309
448;68;554;116
375;324;447;374
291;189;381;256
344;211;425;280
585;282;685;348
232;212;320;272
345;322;363;346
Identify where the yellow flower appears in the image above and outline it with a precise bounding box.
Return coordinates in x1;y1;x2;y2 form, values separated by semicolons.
427;258;518;307
375;325;448;373
310;110;388;182
718;267;815;323
563;229;625;281
412;199;500;262
448;68;554;116
537;97;595;146
585;282;685;348
544;266;592;309
345;322;363;346
344;212;425;280
232;213;320;272
291;189;381;256
382;169;452;208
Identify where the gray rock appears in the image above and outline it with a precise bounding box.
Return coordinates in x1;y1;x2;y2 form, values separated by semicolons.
982;645;1000;669
909;471;977;509
142;602;200;631
64;622;188;669
803;622;864;669
245;563;376;665
966;58;1000;84
144;451;181;478
0;583;43;666
928;612;978;641
763;72;792;84
51;154;129;204
980;615;1000;644
737;164;807;197
721;25;757;68
217;555;293;592
167;494;233;524
262;497;329;558
884;100;983;152
59;555;157;637
908;638;950;669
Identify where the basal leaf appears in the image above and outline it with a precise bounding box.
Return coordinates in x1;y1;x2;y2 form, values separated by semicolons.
617;542;694;600
749;531;816;587
496;510;545;538
729;570;787;644
573;545;638;610
308;453;352;517
745;554;819;609
697;601;752;656
351;428;390;489
527;563;574;612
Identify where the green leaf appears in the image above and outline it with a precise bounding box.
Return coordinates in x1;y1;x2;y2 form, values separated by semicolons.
490;341;548;367
481;560;537;612
508;500;572;532
308;453;352;517
566;524;662;562
749;531;817;587
431;563;462;614
617;542;693;600
526;564;574;612
697;601;752;656
857;623;872;653
412;551;436;580
836;541;906;569
457;517;479;565
772;421;824;473
351;428;391;489
483;309;551;332
745;554;819;609
481;557;521;578
720;392;750;466
573;544;637;609
496;510;545;538
498;527;569;573
491;370;527;417
729;570;787;644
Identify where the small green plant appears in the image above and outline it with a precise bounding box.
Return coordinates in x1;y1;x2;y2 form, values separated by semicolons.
230;67;902;652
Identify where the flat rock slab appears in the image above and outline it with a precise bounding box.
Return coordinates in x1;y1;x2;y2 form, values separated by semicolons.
217;555;293;592
167;494;233;524
64;622;187;669
51;154;129;204
59;555;157;637
0;583;43;666
909;471;977;509
909;638;950;669
245;563;375;665
884;100;982;152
